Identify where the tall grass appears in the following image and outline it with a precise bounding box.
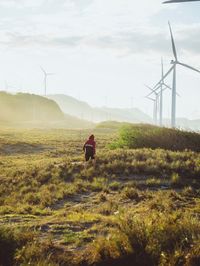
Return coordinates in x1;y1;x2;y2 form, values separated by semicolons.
111;124;200;152
81;211;200;266
0;227;35;266
0;127;199;266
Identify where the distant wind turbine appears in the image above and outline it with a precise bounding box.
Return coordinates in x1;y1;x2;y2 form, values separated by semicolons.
152;22;200;128
145;95;158;124
159;58;164;126
145;86;160;125
146;58;173;126
40;67;54;96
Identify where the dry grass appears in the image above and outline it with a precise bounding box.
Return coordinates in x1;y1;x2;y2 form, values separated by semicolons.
0;125;199;265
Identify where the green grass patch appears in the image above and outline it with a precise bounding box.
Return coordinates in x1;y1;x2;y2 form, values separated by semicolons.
111;124;200;152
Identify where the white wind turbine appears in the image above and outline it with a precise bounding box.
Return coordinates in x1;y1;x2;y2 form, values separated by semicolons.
153;22;200;128
146;58;174;126
145;82;170;125
40;67;54;96
145;95;158;124
145;85;159;125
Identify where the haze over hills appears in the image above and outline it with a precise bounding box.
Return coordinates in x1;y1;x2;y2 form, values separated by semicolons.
0;91;199;131
47;94;152;123
0;92;93;129
47;94;200;131
164;118;200;131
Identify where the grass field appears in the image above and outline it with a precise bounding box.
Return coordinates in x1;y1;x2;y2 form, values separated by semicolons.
0;124;200;266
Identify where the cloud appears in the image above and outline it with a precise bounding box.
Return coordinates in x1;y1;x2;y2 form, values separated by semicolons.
175;24;200;54
0;0;199;59
0;0;43;8
1;32;84;48
3;24;200;59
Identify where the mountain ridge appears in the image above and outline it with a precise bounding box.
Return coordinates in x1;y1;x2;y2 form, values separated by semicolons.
47;94;200;131
47;94;152;123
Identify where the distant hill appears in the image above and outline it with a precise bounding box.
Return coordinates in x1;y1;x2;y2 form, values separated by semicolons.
0;92;64;122
47;94;152;123
0;92;93;129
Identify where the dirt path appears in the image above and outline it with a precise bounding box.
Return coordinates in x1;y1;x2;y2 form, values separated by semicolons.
0;190;99;250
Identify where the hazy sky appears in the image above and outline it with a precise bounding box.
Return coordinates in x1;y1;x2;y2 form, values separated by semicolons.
0;0;200;119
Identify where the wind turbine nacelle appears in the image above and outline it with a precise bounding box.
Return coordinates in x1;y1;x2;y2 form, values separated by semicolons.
170;60;175;64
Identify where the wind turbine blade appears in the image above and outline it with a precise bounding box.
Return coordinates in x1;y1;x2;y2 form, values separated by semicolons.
163;87;168;93
163;83;172;90
161;57;164;78
144;84;154;92
168;22;178;61
177;62;200;73
145;96;155;102
145;84;161;97
40;66;46;75
163;82;181;97
163;0;200;3
47;73;55;76
152;65;175;90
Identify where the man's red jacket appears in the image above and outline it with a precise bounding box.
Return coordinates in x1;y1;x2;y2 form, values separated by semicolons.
83;135;96;154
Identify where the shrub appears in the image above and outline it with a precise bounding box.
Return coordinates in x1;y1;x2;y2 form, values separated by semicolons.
82;211;200;266
112;124;200;152
121;187;140;201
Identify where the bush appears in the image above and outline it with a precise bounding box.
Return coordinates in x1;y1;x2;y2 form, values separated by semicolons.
121;187;140;201
82;211;200;266
112;124;200;152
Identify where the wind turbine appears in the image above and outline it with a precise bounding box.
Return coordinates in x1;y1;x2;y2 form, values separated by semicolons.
163;0;200;3
145;85;160;125
146;58;172;126
158;58;171;126
152;22;200;128
159;58;164;126
145;95;157;124
40;67;54;96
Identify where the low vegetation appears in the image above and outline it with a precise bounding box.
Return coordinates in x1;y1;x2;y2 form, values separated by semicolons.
0;124;199;265
111;124;200;152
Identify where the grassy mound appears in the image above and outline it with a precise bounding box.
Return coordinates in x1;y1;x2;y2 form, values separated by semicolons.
111;124;200;152
96;121;132;130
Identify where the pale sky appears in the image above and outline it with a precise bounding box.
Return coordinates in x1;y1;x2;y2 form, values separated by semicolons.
0;0;200;119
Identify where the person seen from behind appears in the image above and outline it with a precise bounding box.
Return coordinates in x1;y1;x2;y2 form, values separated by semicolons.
83;134;96;167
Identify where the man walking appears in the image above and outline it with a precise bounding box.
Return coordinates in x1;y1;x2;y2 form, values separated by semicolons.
83;134;96;166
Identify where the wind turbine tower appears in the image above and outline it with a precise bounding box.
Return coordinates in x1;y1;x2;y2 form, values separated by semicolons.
145;85;160;125
40;67;54;96
159;58;164;126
